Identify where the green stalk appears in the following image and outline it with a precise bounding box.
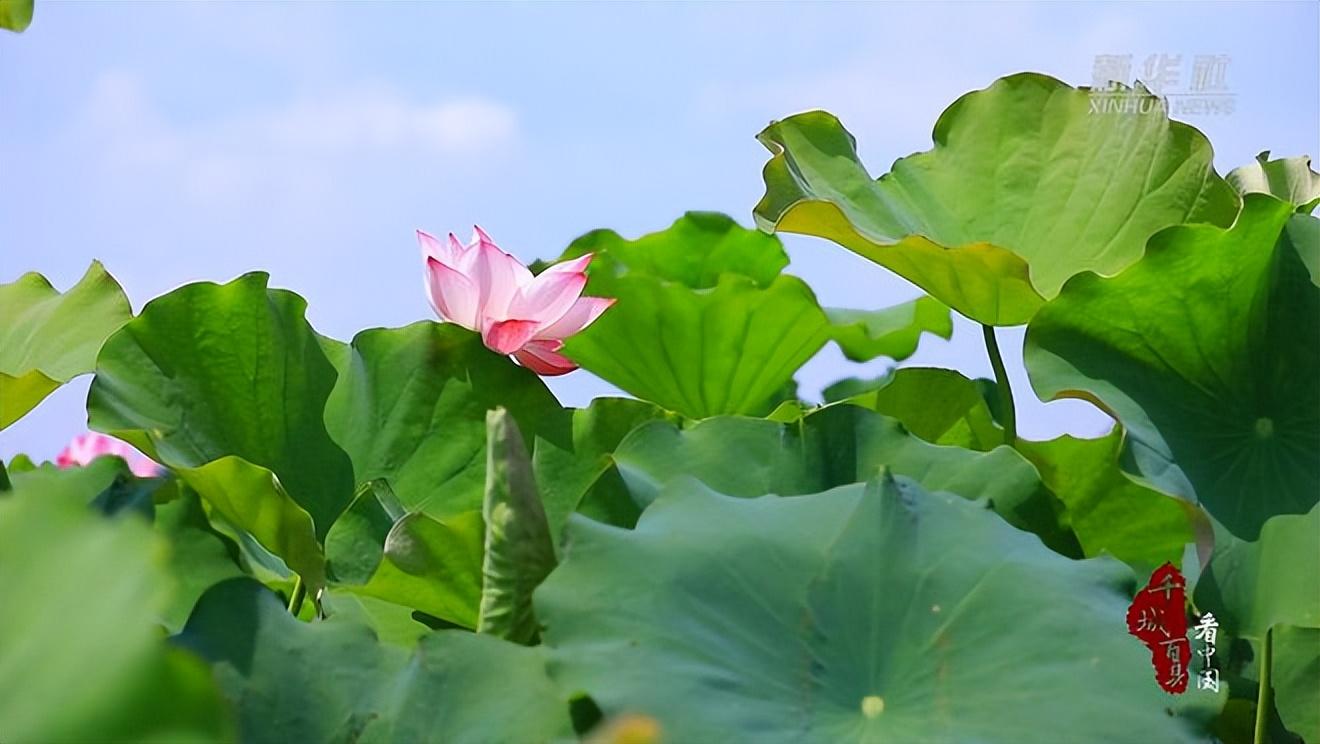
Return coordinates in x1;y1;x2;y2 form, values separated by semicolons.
1254;627;1273;744
0;458;10;491
982;324;1018;443
287;575;307;616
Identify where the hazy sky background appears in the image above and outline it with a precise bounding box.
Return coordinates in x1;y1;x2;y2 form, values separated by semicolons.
3;1;1318;460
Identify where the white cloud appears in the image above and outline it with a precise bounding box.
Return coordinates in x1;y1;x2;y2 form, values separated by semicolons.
256;94;518;154
76;71;519;204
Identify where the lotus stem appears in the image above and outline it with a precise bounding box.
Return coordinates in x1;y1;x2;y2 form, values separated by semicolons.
287;575;307;616
981;324;1017;443
1254;627;1273;744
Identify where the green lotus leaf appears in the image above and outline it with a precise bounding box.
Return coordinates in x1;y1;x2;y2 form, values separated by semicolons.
1256;206;1317;323
9;465;244;620
564;210;790;286
530;397;677;548
329;500;485;628
1208;699;1257;744
826;295;952;362
834;370;1192;569
1272;625;1320;744
154;489;248;632
0;494;233;743
89;472;172;519
1;372;55;430
177;578;573;744
478;410;556;644
1227;151;1320;213
206;514;299;592
88;273;356;584
0;0;33;32
1286;211;1320;286
317;589;434;647
5;456;126;507
755;73;1238;325
556;212;832;418
611;404;1076;555
841;367;1003;450
325;591;433;645
322;322;561;519
1195;506;1319;743
324;398;667;627
554;212;934;416
325;479;405;584
1026;195;1319;539
1195;505;1319;643
536;474;1207;742
4;452;35;473
821;373;893;403
7;459;246;629
0;262;132;428
1015;431;1196;572
174;456;326;588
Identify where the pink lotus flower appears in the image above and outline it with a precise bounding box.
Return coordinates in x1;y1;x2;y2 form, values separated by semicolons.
57;432;161;477
418;226;614;376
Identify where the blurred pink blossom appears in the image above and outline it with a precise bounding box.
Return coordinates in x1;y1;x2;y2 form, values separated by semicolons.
418;226;614;375
57;432;162;477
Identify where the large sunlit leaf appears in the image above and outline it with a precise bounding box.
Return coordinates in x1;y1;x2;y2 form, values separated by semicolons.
0;494;233;743
1227;152;1320;213
0;262;131;428
176;579;573;744
611;404;1077;556
322;322;561;519
536;474;1208;742
555;212;941;416
556;212;832;417
88;273;356;584
1026;195;1319;539
478;410;557;644
755;73;1238;325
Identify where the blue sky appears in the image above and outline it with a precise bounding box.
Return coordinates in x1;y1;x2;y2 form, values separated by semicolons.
3;1;1318;460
